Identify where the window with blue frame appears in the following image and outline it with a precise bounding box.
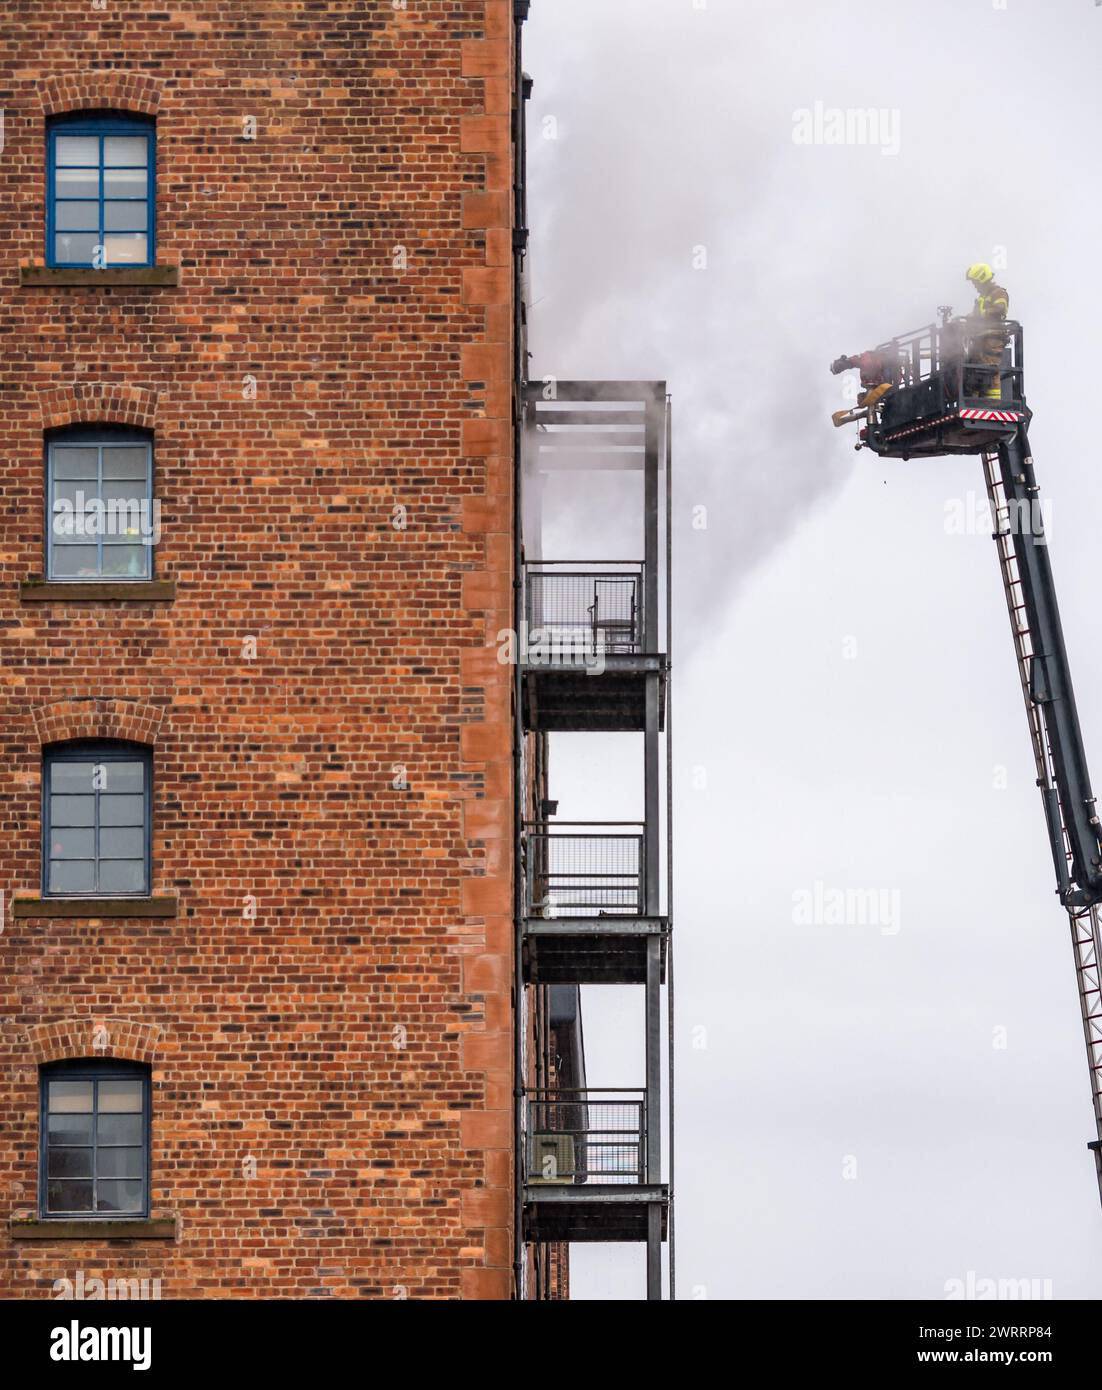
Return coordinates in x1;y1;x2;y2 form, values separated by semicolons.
47;113;155;268
40;1059;151;1218
47;428;154;580
43;742;152;897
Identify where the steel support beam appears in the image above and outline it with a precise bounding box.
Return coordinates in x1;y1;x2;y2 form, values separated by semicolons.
644;394;664;1299
645;679;661;916
644;399;660;652
646;1202;663;1300
644;670;663;1297
645;934;663;1304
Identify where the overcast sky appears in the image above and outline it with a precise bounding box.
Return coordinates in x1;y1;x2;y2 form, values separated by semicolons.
525;0;1102;1299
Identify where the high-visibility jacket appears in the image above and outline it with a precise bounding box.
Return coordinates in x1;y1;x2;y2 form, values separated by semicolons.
975;282;1009;321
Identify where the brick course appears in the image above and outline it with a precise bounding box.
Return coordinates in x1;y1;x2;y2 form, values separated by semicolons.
0;0;516;1299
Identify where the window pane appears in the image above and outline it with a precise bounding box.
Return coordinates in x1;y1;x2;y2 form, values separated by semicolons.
47;1146;93;1178
98;859;146;894
50;544;100;577
101;501;146;546
48;860;96;894
100;545;149;578
96;1179;143;1213
98;793;144;826
48;1080;93;1113
55;201;99;231
48;826;94;860
103;167;146;197
98;1148;143;1179
104;136;148;167
55;136;99;166
98;1080;144;1114
105;200;147;231
51;481;98;538
54;168;99;198
96;761;144;794
55;232;100;264
50;793;94;826
102;447;149;479
50;518;92;545
101;481;146;510
50;761;95;793
48;1180;93;1213
51;517;96;547
51;479;98;510
97;1113;142;1146
51;447;98;480
103;233;148;265
47;1112;94;1145
100;826;143;859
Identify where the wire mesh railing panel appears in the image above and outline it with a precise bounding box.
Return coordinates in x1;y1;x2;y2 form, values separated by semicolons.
872;319;1024;408
524;565;643;657
525;1091;646;1185
526;827;644;917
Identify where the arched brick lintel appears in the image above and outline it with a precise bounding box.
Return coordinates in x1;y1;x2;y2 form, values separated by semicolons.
31;697;167;748
38;71;163;119
27;1019;163;1065
39;383;159;433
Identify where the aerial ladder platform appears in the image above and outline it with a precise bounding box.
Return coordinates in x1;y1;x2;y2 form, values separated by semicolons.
838;314;1102;1208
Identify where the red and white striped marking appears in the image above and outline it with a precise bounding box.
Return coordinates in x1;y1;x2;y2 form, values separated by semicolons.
959;408;1021;422
882;406;1023;444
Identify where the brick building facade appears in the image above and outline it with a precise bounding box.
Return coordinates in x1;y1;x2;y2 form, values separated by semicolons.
1;0;520;1300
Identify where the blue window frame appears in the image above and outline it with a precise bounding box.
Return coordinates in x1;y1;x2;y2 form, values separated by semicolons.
47;427;154;581
47;113;155;268
43;742;152;898
40;1059;151;1219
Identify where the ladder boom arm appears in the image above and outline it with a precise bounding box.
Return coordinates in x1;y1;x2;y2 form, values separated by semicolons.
987;434;1102;1204
995;428;1102;905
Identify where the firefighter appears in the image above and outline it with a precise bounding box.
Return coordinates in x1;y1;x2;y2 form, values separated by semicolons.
829;349;900;427
964;263;1009;400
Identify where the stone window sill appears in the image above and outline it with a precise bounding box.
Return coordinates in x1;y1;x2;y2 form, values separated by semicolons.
20;580;175;603
13;896;177;920
11;1217;177;1241
19;265;179;288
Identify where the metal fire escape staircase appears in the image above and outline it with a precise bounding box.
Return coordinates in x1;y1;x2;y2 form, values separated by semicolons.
850;316;1102;1207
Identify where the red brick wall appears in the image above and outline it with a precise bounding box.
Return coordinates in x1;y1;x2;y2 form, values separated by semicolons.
0;0;516;1299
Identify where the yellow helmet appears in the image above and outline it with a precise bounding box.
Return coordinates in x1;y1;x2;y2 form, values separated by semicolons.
966;262;995;285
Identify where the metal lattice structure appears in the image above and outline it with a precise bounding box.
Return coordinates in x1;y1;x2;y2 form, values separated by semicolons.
877;317;1025;405
524;563;644;657
1068;905;1102;1200
983;448;1102;1202
525;823;644;918
843;318;1102;1215
862;318;1028;459
525;1090;646;1186
515;380;673;1293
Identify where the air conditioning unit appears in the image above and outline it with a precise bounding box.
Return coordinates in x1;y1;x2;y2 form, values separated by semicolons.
528;1132;576;1184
